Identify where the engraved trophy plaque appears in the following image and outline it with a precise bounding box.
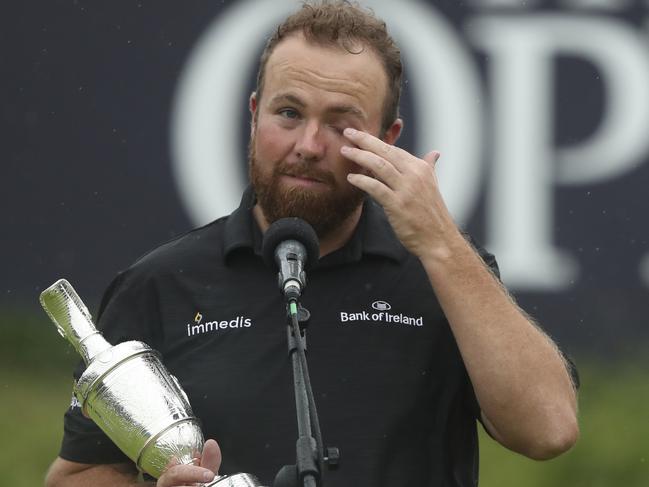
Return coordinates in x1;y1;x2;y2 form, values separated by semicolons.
40;279;262;486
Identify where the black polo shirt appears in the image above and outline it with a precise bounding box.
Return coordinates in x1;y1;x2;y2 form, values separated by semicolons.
61;188;499;487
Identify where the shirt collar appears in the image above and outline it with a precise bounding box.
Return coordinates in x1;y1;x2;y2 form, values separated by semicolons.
223;186;262;259
223;186;408;264
358;198;408;262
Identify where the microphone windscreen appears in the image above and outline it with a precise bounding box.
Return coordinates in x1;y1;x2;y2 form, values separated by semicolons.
261;218;320;270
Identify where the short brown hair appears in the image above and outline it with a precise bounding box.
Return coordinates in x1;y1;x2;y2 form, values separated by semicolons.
255;0;403;134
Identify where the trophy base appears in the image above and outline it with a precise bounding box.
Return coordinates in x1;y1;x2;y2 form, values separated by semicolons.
204;472;264;487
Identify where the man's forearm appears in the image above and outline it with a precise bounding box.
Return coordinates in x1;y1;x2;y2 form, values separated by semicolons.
420;233;579;459
45;458;143;487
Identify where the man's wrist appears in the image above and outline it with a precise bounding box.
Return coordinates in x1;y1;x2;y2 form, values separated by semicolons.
416;227;468;265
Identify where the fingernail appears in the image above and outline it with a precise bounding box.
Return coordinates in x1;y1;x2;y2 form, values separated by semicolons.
341;145;351;153
344;127;356;136
204;471;215;481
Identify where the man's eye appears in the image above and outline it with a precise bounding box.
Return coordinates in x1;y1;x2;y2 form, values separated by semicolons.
329;125;348;136
279;108;299;119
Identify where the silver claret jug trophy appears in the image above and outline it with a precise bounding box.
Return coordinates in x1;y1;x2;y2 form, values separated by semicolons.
40;279;262;487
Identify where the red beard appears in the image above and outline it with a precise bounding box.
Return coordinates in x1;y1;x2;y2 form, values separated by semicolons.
249;142;365;239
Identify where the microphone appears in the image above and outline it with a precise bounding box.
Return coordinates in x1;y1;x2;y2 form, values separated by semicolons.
262;218;319;301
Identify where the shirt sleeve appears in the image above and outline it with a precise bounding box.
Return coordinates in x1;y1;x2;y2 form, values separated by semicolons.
464;233;500;279
58;269;159;464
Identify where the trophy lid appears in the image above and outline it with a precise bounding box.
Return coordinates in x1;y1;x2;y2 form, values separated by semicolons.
40;279;111;364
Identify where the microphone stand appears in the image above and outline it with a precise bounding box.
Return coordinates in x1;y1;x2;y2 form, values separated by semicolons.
273;299;339;487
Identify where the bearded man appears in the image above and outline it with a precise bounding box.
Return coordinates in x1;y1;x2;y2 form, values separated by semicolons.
45;2;578;486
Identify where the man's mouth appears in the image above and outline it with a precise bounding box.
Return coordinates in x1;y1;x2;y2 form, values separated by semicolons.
281;173;327;186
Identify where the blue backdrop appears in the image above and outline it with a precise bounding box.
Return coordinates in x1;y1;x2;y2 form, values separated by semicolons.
5;0;649;358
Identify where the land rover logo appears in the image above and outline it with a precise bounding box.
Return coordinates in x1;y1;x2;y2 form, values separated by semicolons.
372;301;392;311
170;0;483;226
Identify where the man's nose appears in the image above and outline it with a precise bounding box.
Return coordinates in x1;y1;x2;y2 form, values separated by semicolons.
295;120;326;161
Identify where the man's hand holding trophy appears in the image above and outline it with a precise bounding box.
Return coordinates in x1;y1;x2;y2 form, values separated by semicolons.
40;279;262;487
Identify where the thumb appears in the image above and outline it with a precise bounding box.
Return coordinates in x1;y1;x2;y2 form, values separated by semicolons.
423;150;441;166
199;439;222;475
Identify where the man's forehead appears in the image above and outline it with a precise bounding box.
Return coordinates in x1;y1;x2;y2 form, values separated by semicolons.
269;32;369;60
262;34;387;117
265;33;385;81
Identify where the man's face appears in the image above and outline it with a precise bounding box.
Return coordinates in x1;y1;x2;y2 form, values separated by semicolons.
249;34;391;238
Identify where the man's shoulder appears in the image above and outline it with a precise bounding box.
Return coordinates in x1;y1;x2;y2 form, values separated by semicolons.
96;216;231;316
128;216;230;276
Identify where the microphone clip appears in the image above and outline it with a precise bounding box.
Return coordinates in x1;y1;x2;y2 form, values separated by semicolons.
278;250;307;300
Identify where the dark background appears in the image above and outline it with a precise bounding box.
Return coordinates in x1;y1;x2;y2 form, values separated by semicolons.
4;0;649;361
3;1;649;485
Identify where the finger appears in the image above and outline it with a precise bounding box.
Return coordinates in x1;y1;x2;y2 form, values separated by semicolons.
343;128;409;171
347;172;393;205
157;464;215;487
199;439;222;475
423;150;441;166
341;145;401;189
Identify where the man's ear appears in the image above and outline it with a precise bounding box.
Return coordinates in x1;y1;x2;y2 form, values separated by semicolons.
249;92;258;135
381;118;403;145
